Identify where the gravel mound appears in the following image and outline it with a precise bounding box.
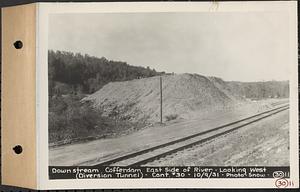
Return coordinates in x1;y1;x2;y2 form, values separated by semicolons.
83;74;244;123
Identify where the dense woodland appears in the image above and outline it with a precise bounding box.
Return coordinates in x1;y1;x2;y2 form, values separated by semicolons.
49;50;163;96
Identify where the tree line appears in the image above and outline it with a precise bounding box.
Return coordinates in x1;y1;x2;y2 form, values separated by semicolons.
49;50;163;96
229;81;289;99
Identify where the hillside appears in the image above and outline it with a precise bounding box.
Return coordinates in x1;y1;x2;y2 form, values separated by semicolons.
48;50;163;96
48;50;165;144
208;77;289;99
228;81;289;99
83;73;244;123
207;77;245;101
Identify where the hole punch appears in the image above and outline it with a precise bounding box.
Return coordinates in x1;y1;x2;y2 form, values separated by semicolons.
13;145;23;154
13;40;23;49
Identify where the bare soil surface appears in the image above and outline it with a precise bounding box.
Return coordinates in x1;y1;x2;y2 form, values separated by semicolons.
49;98;288;166
146;109;289;166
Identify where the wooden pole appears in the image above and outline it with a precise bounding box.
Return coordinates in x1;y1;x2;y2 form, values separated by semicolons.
160;76;162;123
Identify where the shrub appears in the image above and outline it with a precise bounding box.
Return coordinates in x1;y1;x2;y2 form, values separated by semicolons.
165;114;178;121
48;94;144;145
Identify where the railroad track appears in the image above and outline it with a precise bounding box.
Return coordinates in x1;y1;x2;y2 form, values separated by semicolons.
271;100;289;107
94;104;289;167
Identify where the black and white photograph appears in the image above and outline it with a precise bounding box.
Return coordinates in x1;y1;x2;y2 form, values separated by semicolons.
48;10;291;170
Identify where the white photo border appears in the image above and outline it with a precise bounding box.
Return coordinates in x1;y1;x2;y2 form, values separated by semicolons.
36;1;299;189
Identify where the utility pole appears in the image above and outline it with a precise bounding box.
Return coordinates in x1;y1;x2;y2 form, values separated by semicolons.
160;76;163;124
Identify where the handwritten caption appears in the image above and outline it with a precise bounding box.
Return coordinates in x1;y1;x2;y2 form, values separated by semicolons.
273;170;294;188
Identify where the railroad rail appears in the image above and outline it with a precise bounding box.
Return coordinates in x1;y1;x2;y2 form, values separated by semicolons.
94;104;289;167
271;100;289;107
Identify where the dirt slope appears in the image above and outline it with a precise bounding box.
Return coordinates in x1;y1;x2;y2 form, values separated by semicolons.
207;77;245;101
83;73;243;123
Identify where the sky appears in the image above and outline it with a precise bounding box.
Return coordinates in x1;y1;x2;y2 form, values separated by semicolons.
49;12;290;82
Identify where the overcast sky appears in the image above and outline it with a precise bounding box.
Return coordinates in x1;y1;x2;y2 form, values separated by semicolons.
49;12;290;82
